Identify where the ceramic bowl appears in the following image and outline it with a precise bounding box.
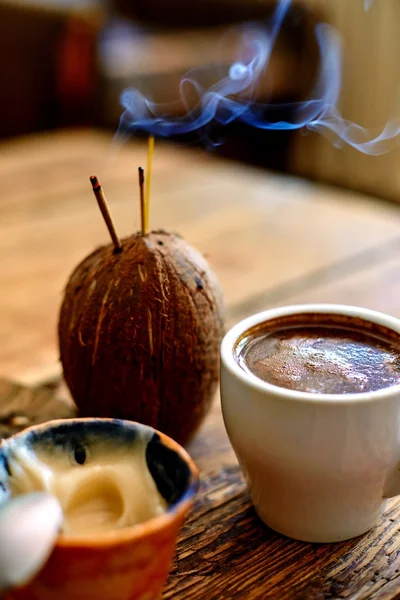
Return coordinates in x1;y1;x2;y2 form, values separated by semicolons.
0;418;199;600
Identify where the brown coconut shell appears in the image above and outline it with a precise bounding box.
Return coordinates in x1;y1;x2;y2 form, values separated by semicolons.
58;230;224;445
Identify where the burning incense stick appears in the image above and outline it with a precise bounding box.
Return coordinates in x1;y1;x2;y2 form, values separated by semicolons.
90;176;122;252
138;167;146;235
145;135;155;232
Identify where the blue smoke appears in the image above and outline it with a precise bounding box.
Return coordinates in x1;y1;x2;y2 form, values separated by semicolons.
117;0;399;155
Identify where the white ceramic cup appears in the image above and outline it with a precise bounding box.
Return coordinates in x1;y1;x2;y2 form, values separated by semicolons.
220;304;400;543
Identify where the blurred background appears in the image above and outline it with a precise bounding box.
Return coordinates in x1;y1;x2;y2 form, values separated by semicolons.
0;0;399;200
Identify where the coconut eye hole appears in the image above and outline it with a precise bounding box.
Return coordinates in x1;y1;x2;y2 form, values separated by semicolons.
73;445;87;466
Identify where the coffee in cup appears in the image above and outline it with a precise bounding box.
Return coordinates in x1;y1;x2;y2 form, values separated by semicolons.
235;313;400;395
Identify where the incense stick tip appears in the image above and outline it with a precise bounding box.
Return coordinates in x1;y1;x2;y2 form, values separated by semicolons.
90;175;100;189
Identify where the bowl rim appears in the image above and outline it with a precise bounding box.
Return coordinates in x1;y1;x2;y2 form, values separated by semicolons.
0;417;199;548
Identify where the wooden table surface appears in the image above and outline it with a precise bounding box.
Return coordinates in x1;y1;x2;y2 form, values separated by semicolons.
2;129;400;599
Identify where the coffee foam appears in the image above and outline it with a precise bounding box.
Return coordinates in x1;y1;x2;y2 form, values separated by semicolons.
236;314;400;395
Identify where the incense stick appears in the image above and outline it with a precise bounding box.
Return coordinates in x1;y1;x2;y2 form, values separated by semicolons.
138;167;146;235
145;135;155;232
90;176;122;252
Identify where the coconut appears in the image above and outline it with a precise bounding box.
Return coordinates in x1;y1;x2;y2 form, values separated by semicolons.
58;230;224;445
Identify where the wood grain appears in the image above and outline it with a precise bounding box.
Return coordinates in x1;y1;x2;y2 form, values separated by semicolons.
2;129;400;599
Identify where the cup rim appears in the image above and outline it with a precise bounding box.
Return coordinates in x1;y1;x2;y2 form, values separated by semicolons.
0;418;199;548
221;303;400;404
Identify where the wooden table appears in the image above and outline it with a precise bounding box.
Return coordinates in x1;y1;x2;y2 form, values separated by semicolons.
2;130;400;599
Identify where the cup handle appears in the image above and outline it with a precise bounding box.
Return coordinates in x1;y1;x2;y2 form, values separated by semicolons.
383;466;400;498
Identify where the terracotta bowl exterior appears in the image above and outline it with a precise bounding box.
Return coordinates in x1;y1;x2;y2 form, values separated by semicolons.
0;418;199;600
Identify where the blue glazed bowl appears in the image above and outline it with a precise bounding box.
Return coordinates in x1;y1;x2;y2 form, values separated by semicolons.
0;418;199;600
